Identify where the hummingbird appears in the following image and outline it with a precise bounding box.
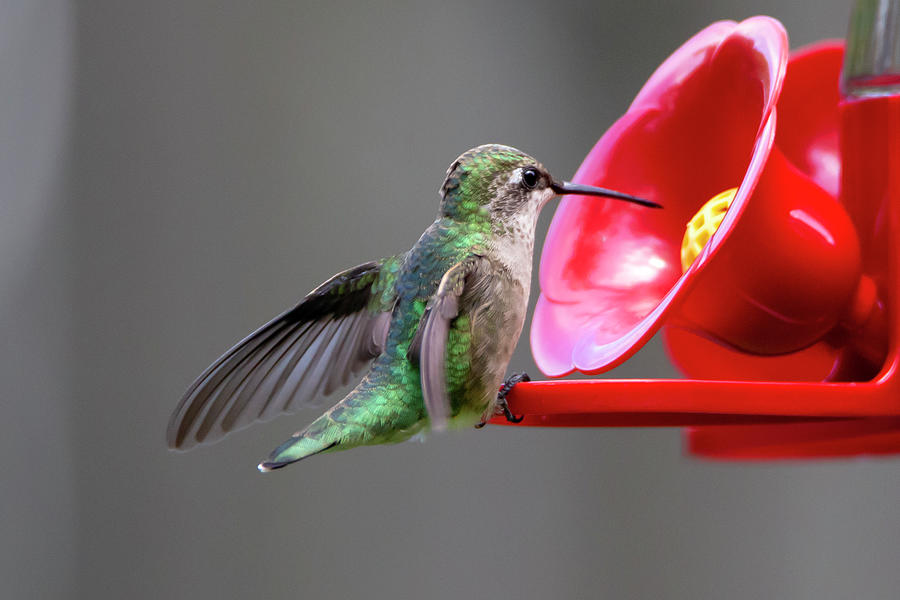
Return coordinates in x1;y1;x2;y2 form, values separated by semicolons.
166;144;658;470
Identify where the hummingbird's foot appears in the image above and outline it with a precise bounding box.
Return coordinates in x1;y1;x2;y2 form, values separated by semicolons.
474;372;529;428
497;372;529;423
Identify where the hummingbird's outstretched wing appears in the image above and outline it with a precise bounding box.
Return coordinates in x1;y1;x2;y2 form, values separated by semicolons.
409;255;486;431
167;258;402;450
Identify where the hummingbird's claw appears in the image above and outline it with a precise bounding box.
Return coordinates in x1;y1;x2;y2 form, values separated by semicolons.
503;410;525;424
474;372;529;428
497;372;529;424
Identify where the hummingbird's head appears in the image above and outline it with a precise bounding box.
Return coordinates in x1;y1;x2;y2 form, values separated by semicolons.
438;144;659;226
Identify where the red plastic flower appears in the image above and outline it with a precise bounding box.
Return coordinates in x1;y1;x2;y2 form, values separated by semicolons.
532;17;856;380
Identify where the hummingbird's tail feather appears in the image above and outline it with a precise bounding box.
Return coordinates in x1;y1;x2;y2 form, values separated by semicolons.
257;438;339;471
257;380;424;471
257;411;350;471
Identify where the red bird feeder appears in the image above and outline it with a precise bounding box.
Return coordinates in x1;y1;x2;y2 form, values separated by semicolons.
494;13;900;460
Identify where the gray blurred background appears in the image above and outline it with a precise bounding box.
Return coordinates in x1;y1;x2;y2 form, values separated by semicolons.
5;1;900;599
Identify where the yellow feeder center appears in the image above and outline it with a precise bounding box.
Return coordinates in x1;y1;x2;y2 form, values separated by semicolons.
680;188;737;272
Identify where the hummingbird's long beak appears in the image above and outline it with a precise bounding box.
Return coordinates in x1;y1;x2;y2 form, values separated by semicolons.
550;179;661;209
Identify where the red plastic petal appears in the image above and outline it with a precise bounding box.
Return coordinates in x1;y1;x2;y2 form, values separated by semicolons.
534;17;789;376
775;41;844;196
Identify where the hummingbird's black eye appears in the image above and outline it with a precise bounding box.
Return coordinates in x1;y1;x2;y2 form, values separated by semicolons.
521;168;539;189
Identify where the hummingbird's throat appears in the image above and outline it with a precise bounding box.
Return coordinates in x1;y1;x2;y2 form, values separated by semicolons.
680;188;737;272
